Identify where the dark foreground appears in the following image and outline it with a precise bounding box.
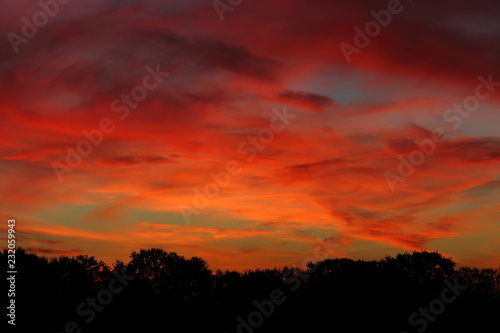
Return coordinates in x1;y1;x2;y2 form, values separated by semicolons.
3;248;499;333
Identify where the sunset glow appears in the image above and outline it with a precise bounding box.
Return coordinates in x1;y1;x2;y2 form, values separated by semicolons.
1;0;499;271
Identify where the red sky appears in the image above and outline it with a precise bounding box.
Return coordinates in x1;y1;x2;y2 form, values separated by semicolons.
1;0;499;270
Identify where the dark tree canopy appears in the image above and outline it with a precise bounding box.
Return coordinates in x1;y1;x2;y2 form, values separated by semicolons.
2;248;498;333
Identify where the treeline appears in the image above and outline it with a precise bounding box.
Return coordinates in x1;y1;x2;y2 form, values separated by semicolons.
2;248;499;332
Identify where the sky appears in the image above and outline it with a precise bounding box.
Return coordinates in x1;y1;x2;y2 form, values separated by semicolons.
0;0;499;271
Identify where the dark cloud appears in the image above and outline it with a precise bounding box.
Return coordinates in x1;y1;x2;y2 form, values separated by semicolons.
25;248;83;255
444;137;500;163
99;155;175;167
277;159;347;173
279;90;335;112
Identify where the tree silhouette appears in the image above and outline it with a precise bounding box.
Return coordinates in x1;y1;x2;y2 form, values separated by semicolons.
3;248;498;333
127;248;212;299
